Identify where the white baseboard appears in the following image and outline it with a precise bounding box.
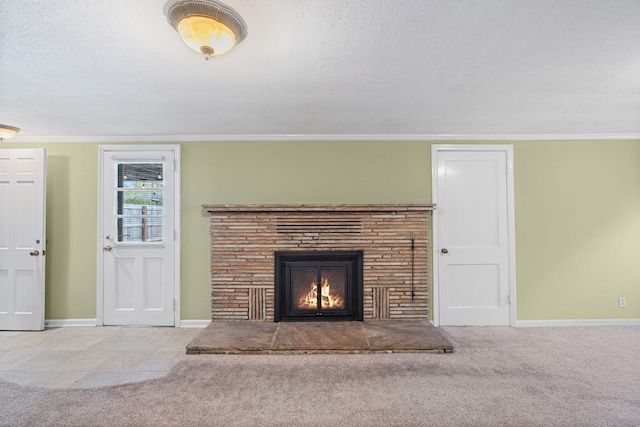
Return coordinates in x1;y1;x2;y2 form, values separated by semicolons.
179;320;211;328
48;318;639;328
45;319;98;327
45;318;639;328
45;319;211;328
515;319;640;327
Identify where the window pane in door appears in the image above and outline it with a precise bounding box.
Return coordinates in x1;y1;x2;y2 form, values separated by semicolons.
116;163;164;243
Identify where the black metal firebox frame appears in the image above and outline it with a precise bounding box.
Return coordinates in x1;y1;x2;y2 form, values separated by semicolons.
274;251;363;322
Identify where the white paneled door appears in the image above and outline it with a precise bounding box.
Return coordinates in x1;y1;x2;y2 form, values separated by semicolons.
99;146;180;326
0;149;46;331
433;146;515;326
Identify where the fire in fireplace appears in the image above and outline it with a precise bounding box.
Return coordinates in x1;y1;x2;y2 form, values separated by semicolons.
299;277;343;309
274;251;363;321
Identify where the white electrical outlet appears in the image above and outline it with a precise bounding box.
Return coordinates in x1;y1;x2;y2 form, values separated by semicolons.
618;297;626;308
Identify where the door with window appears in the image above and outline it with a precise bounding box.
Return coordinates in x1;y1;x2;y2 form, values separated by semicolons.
0;148;46;331
432;145;515;326
99;146;180;326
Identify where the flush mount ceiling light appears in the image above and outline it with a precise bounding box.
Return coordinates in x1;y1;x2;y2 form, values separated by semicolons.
0;124;20;142
164;0;247;60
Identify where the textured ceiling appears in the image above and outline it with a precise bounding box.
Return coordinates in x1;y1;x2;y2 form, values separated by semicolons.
1;0;639;142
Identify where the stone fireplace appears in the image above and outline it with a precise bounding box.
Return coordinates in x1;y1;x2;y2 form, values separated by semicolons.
203;204;435;322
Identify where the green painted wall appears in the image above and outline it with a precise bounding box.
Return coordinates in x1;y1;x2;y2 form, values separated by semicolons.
514;140;640;320
3;139;639;321
180;140;431;320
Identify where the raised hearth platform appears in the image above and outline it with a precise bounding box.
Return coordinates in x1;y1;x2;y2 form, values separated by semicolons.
186;321;453;354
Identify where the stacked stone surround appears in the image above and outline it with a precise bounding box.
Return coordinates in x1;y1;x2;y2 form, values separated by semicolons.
203;204;435;321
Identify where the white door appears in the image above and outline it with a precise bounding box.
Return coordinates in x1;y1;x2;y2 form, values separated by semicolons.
98;146;180;326
432;145;515;326
0;149;46;331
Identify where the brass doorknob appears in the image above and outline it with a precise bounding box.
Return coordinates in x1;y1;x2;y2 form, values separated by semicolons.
103;246;112;252
29;250;40;256
441;248;449;254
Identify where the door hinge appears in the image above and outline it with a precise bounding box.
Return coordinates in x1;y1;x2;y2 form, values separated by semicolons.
173;299;176;311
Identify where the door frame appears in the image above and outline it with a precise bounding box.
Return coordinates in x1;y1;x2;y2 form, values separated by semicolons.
431;144;516;327
96;145;181;326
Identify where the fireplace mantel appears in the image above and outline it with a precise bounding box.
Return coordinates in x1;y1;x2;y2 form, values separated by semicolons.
203;204;436;213
204;204;434;322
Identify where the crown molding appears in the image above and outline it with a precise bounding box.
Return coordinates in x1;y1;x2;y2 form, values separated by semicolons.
8;133;640;143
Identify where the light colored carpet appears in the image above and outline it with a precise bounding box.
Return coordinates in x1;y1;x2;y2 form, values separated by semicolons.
1;325;639;426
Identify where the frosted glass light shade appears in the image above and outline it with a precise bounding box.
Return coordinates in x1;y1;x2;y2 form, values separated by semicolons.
177;16;236;57
164;0;247;60
0;124;20;141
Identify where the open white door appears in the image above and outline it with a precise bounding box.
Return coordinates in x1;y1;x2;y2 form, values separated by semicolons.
98;145;180;326
432;145;515;326
0;149;46;331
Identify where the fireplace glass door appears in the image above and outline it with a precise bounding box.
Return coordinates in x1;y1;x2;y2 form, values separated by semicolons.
287;262;351;319
274;251;363;322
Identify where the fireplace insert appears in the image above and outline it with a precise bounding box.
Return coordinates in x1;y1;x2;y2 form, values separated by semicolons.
274;251;363;322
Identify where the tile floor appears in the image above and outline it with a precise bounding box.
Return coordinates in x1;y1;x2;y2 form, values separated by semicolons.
0;326;203;389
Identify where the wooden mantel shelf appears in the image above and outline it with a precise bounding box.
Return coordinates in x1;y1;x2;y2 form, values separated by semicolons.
202;204;436;213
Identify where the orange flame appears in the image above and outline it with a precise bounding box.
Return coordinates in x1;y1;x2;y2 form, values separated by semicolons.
299;278;344;309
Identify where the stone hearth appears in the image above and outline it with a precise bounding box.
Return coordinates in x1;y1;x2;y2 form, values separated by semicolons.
186;320;453;354
203;204;435;322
